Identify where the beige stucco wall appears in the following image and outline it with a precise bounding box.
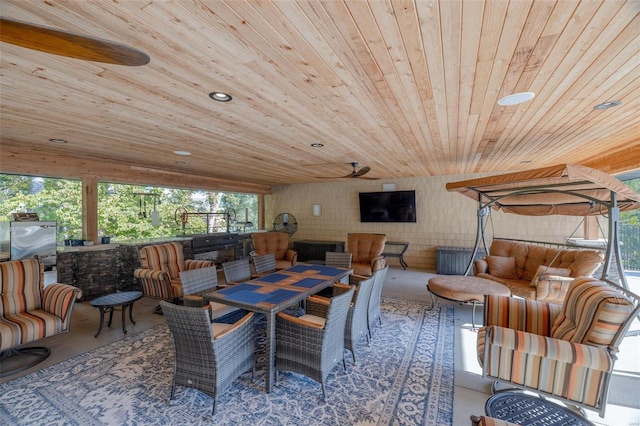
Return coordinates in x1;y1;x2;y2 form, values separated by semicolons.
264;174;591;271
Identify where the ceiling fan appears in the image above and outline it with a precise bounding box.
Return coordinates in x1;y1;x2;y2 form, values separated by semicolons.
0;17;150;66
340;162;377;180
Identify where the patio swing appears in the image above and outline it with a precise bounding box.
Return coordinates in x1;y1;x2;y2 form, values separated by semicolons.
446;163;640;291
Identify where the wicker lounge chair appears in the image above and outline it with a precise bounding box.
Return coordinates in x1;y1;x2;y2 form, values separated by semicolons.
160;301;255;416
275;285;355;401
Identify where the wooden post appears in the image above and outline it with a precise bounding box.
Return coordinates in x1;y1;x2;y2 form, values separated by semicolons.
82;178;98;242
258;193;265;230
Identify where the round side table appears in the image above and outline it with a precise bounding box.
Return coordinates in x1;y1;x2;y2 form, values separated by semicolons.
90;291;143;337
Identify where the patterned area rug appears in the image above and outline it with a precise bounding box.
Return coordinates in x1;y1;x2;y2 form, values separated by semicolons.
0;298;454;425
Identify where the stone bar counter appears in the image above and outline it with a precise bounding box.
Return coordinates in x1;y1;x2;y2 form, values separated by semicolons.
56;234;253;301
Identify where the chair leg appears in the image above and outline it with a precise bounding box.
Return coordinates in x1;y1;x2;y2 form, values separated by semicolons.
321;382;326;403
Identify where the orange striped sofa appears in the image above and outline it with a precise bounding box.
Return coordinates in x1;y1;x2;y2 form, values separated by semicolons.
0;259;81;372
134;242;213;302
477;277;639;418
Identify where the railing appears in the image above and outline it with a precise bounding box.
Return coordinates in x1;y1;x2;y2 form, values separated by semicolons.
620;222;640;271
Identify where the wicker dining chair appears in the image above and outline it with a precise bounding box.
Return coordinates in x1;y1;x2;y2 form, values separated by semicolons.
325;252;352;284
251;253;278;275
221;258;253;286
328;275;375;363
275;285;355;401
160;301;255;416
367;266;389;338
179;266;219;307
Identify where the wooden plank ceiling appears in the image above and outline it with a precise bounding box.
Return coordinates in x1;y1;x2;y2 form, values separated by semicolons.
1;0;639;192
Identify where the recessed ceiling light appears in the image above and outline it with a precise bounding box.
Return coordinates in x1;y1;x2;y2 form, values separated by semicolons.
173;150;191;156
594;100;621;110
175;161;186;165
310;143;324;148
498;92;535;106
49;138;68;143
209;92;232;102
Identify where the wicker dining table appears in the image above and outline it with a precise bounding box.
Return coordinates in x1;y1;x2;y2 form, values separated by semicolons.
204;263;352;393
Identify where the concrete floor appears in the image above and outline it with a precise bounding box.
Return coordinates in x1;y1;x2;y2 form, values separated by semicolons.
2;267;639;426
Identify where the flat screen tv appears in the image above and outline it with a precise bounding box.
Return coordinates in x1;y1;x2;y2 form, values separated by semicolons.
359;190;416;223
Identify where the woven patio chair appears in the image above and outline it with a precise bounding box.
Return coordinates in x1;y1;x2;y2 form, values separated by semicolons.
325;252;352;283
221;258;254;287
318;275;374;363
251;253;278;275
367;266;389;338
275;284;355;401
179;265;219;307
160;301;255;416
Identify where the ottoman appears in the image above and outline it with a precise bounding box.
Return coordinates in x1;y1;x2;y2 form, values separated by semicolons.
427;275;510;329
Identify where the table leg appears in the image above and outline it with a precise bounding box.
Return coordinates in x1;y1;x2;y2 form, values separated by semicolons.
107;306;114;327
399;256;408;270
265;311;276;393
129;301;136;325
95;307;106;338
122;303;128;334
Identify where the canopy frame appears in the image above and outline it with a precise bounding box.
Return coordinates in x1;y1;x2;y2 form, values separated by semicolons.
447;164;640;290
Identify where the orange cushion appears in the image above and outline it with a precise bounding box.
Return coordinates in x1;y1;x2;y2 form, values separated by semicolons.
486;256;517;279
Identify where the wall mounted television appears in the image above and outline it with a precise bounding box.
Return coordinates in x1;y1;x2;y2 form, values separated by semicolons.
359;190;416;223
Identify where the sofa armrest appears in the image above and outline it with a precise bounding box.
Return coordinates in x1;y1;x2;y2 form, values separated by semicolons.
184;259;214;270
371;256;386;273
42;283;82;325
534;275;574;304
474;259;488;275
483;294;563;336
286;249;298;264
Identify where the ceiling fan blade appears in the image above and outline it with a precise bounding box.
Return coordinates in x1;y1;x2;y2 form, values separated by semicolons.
0;17;150;66
353;166;371;177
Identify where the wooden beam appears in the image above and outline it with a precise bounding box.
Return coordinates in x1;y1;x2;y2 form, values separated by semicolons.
581;143;640;175
0;145;272;195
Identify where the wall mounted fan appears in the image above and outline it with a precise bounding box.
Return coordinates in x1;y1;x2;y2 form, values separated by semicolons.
0;17;150;66
273;212;298;236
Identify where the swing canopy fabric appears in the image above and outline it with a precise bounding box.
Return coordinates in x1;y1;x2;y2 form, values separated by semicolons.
446;164;640;216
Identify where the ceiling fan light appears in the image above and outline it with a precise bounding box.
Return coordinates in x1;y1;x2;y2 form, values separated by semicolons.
498;92;535;106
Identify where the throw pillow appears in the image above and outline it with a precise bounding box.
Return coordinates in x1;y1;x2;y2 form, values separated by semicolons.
529;264;572;287
486;255;518;279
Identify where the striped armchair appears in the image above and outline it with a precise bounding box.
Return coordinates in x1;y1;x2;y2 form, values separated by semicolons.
477;277;640;418
134;242;213;303
1;259;81;375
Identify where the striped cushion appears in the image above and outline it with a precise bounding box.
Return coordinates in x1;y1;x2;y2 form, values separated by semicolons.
0;310;63;351
482;326;612;407
552;277;633;347
483;294;562;336
0;259;43;317
139;242;185;279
